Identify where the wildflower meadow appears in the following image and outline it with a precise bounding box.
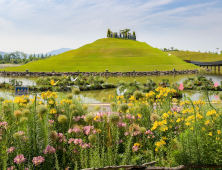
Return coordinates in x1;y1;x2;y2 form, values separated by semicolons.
0;86;222;170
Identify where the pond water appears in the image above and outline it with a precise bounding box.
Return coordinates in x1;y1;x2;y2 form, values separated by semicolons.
0;72;222;103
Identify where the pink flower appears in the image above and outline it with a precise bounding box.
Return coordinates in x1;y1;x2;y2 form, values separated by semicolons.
215;95;219;99
14;154;26;164
7;166;15;170
32;156;45;166
179;83;184;90
124;132;129;136
43;145;56;154
81;143;90;149
116;139;123;144
58;133;67;143
214;82;218;87
7;147;15;153
49;120;54;124
145;130;152;134
73;149;79;154
132;146;139;152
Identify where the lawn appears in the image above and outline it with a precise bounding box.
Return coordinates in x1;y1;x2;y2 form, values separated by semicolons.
167;51;222;62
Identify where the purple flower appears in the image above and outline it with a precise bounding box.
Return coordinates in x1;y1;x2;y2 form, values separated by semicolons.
43;145;56;154
7;147;15;153
32;156;45;166
14;154;26;164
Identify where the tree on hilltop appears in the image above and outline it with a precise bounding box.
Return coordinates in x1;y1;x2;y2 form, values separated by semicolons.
120;29;130;34
133;31;136;40
107;29;111;37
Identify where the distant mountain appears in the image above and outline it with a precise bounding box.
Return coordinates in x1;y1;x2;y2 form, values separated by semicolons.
0;48;72;57
0;51;6;56
47;48;72;56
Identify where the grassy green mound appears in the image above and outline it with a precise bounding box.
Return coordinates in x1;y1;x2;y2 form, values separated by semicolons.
166;51;222;62
2;38;197;72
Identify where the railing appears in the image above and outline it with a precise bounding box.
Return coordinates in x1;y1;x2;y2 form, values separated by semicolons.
81;161;222;170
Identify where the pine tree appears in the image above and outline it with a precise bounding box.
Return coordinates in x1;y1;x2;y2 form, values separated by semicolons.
133;31;136;40
107;29;111;37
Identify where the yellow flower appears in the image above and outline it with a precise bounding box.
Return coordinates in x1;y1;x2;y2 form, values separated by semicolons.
49;100;54;105
205;120;210;125
202;127;205;130
117;101;121;104
217;130;221;135
95;128;101;133
176;118;181;123
190;127;194;130
196;114;203;119
208;132;213;136
50;109;57;114
137;113;142;118
185;122;190;126
51;79;55;85
206;110;216;116
134;143;141;147
94;116;100;121
162;137;167;140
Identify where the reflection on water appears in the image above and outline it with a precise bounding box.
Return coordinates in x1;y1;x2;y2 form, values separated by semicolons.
0;72;221;103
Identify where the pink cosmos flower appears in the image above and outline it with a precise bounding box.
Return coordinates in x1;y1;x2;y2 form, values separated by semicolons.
43;145;56;154
7;147;15;154
124;132;129;136
215;95;219;99
48;120;54;124
58;133;67;143
179;83;184;90
14;154;26;164
132;146;139;152
32;156;45;166
214;82;218;87
7;166;15;170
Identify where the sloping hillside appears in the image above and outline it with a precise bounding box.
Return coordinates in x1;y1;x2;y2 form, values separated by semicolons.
2;38;197;72
167;51;222;62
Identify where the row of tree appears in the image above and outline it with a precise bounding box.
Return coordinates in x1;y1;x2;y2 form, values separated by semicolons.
161;47;222;54
0;51;54;64
107;29;136;39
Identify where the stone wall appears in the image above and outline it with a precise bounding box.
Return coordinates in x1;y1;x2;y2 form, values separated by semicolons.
0;69;198;77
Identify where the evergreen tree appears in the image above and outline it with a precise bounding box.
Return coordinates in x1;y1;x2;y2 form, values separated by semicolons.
45;53;48;58
133;31;136;40
41;54;44;59
0;54;2;61
107;29;111;37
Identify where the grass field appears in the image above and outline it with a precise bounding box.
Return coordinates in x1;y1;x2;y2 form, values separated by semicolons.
167;51;222;62
2;38;197;72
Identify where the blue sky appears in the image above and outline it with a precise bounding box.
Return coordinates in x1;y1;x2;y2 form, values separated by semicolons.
0;0;222;53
